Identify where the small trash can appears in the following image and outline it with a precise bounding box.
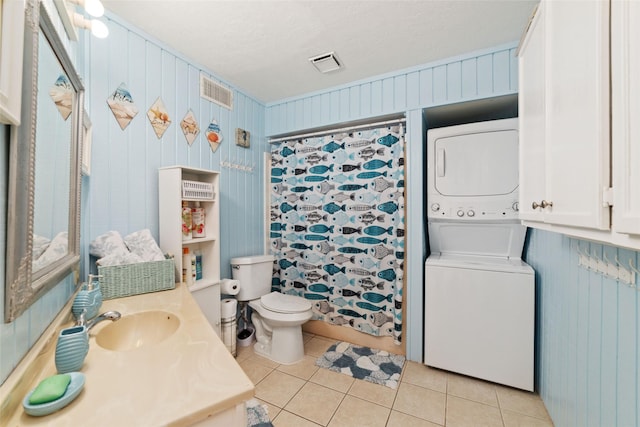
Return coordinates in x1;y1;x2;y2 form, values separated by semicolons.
237;327;255;347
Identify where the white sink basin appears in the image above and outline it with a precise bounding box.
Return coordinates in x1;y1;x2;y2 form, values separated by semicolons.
95;311;180;351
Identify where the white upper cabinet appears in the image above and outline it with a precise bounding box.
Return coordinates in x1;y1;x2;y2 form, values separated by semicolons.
544;0;610;230
612;0;640;235
0;0;25;125
519;0;640;249
519;0;610;230
518;2;546;222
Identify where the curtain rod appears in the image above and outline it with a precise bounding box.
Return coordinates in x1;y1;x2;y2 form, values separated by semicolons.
268;117;406;144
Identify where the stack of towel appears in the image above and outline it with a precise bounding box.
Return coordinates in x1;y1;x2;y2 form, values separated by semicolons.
32;232;68;271
90;229;165;267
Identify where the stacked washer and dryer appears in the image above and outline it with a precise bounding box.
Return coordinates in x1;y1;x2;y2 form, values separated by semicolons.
423;118;535;391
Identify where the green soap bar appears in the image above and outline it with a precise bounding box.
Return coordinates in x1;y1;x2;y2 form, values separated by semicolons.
28;374;72;405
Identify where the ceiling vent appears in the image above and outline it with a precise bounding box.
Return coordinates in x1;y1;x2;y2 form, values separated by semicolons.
200;75;233;110
309;52;342;73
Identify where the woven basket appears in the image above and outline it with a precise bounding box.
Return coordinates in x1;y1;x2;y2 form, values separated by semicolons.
98;259;176;300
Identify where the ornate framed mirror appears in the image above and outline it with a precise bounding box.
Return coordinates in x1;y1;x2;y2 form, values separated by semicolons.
5;0;84;322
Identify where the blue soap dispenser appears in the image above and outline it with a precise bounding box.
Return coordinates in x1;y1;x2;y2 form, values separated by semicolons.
71;274;103;321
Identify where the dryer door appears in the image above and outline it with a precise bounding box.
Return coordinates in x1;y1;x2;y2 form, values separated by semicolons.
432;128;518;197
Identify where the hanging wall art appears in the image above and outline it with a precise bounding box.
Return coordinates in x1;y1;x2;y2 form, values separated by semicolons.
269;124;406;344
180;109;200;146
236;128;250;148
206;119;223;152
49;74;73;120
146;97;171;139
107;83;139;130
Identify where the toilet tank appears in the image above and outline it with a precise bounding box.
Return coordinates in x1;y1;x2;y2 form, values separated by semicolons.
231;255;274;301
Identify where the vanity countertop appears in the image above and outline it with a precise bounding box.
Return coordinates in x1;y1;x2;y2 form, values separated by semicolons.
0;283;254;426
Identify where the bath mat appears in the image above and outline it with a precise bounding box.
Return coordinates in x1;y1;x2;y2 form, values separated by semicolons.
246;398;273;427
315;341;406;389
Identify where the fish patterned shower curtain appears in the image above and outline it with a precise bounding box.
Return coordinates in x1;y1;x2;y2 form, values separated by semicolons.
269;124;405;344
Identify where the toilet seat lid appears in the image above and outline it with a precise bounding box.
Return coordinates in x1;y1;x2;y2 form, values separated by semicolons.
260;292;311;314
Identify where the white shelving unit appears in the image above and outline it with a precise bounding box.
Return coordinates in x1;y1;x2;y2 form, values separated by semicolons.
159;166;221;336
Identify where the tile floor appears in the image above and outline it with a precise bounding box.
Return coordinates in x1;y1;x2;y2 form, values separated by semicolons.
237;333;554;427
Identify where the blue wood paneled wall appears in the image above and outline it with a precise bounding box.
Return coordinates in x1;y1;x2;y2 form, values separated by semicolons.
266;43;518;136
525;229;639;427
83;13;266;280
265;43;519;362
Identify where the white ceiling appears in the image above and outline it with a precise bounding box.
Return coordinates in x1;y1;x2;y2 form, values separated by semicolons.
101;0;538;104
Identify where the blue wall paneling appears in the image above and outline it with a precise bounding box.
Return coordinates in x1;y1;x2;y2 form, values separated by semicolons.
84;12;267;285
525;229;639;427
266;43;519;136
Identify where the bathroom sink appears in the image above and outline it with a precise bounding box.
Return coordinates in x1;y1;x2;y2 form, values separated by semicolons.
95;311;180;351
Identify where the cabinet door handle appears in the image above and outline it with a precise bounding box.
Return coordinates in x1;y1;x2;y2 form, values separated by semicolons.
541;200;553;208
532;201;541;209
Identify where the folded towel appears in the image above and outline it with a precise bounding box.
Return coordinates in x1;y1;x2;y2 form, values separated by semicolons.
90;230;129;258
32;235;51;260
96;252;145;267
32;232;68;271
124;229;165;262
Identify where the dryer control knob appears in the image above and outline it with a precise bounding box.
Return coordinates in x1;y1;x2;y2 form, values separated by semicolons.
431;203;440;212
456;210;465;217
512;202;519;211
467;210;475;217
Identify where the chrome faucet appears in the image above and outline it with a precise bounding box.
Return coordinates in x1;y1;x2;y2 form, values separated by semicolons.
79;311;122;331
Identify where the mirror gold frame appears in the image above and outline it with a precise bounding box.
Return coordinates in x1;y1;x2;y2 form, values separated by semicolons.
5;0;84;322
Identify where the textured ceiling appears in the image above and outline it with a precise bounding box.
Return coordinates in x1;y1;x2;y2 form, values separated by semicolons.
102;0;538;103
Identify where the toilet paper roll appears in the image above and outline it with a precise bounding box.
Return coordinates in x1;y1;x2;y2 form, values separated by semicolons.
220;298;238;319
220;278;240;295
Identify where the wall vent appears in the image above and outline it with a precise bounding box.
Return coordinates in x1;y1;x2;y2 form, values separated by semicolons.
200;75;233;110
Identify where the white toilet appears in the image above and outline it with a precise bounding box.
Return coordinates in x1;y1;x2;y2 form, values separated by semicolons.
232;255;312;365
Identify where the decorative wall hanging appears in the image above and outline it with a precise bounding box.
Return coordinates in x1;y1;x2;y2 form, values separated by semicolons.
146;97;171;139
235;128;250;148
106;83;138;130
180;109;200;146
206;119;223;152
49;74;74;120
81;111;93;176
269;124;406;344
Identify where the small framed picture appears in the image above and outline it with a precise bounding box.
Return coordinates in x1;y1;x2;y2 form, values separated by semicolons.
235;128;250;148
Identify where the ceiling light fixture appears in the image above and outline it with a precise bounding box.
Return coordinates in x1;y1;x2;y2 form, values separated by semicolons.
309;52;342;74
68;0;105;17
73;13;109;38
54;0;109;40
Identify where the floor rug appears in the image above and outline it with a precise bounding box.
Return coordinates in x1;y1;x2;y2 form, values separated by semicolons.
315;341;406;389
246;398;273;427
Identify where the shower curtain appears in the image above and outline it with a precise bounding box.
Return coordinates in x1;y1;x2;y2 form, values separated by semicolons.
269;123;405;344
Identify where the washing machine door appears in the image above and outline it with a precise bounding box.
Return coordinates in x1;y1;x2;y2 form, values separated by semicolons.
427;220;527;258
425;253;534;274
